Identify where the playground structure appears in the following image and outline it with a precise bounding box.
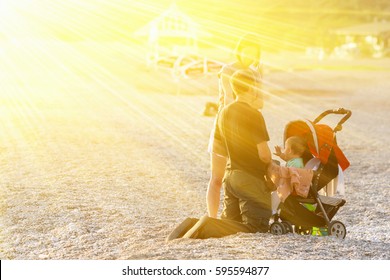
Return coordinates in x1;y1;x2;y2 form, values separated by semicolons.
134;3;222;80
134;3;204;67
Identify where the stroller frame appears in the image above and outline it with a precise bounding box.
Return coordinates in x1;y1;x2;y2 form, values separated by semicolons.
270;108;351;239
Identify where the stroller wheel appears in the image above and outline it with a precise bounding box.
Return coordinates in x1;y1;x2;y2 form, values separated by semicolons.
281;221;293;233
328;220;346;239
270;222;286;235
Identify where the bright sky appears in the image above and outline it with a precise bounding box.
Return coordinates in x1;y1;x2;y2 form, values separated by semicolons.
0;0;301;46
0;0;169;39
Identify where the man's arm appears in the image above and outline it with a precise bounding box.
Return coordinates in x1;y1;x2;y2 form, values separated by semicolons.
257;141;272;164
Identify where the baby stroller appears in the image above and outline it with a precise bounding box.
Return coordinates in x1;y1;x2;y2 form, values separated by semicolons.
269;108;352;239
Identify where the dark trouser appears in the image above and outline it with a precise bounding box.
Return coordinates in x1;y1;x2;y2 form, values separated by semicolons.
182;215;253;239
221;170;271;232
181;170;272;239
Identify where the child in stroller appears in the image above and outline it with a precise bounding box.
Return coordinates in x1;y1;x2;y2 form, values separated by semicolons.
267;108;352;239
273;136;312;168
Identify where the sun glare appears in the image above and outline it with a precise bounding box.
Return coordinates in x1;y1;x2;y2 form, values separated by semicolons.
0;0;388;161
0;0;34;19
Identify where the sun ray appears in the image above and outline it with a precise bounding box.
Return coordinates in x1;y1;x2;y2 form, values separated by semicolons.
1;0;388;169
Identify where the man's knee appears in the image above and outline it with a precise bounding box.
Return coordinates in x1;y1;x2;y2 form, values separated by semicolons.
183;215;212;239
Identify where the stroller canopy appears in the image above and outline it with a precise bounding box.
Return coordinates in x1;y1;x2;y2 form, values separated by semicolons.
284;120;350;171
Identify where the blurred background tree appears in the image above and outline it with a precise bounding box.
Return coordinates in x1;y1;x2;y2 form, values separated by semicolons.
3;0;389;52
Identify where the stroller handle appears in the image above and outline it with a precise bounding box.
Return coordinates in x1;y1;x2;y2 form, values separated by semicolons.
313;108;352;132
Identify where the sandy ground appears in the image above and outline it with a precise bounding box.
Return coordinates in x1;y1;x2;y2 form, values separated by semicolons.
0;41;389;260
